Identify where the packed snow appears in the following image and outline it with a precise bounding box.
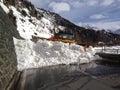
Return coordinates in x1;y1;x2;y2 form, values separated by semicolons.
14;38;95;71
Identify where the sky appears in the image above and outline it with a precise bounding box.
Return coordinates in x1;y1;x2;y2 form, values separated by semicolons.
28;0;120;31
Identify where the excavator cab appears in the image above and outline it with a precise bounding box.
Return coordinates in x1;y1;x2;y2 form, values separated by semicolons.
54;32;76;43
55;32;74;39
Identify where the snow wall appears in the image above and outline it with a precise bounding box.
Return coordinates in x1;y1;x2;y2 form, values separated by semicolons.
14;38;95;71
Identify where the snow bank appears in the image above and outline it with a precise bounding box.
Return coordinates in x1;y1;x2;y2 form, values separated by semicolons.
14;38;95;71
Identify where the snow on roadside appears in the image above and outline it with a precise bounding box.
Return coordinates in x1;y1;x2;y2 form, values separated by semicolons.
14;38;95;71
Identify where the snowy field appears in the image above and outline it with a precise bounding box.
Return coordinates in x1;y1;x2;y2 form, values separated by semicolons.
14;38;96;71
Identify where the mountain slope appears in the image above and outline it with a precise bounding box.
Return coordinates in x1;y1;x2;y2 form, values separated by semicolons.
2;0;120;46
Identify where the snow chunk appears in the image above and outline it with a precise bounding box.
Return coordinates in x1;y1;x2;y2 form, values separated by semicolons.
0;2;9;13
14;38;95;71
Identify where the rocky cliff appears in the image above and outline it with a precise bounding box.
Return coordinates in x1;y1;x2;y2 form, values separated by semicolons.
0;5;20;90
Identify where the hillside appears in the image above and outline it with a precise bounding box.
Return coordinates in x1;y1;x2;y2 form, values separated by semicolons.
1;0;120;46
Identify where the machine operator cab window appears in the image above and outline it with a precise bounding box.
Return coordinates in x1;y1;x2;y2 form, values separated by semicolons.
55;32;74;40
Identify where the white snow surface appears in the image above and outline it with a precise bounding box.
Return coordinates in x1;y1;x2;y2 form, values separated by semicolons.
14;38;95;71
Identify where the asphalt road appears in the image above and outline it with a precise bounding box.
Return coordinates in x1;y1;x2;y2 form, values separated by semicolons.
16;61;120;90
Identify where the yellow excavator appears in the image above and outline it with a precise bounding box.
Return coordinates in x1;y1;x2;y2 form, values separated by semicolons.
47;32;76;43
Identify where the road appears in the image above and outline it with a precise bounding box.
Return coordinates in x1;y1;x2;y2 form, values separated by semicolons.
16;61;120;90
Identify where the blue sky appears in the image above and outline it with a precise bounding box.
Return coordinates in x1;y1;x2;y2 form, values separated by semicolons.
28;0;120;30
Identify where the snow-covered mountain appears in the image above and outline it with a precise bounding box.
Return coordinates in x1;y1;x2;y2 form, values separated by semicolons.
2;0;67;39
78;22;100;30
78;22;120;35
1;0;120;46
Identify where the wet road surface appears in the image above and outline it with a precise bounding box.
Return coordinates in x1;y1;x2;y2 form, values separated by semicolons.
16;60;120;90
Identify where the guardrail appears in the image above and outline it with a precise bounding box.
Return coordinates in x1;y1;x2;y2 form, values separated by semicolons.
95;48;120;54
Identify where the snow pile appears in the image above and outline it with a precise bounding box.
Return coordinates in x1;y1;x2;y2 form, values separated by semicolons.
0;2;9;13
14;38;95;71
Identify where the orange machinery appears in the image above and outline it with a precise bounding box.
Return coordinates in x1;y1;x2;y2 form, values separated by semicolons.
47;32;76;43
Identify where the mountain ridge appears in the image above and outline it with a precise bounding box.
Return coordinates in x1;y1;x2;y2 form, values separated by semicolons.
78;23;120;35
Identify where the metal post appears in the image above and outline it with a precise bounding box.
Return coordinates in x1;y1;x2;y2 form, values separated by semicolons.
117;49;119;54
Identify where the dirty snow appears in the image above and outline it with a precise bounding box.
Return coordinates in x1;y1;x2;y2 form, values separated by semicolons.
14;38;95;71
